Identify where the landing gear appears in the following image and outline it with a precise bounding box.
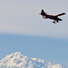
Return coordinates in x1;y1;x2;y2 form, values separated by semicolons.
52;20;59;24
52;21;56;24
56;20;59;23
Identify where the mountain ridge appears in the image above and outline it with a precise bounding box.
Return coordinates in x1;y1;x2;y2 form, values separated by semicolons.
0;52;64;68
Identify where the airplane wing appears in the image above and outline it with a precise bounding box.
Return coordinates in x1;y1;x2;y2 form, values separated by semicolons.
55;13;66;16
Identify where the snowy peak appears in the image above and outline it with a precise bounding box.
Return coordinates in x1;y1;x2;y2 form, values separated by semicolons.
31;58;44;63
0;52;64;68
4;52;25;59
0;52;28;67
1;52;24;60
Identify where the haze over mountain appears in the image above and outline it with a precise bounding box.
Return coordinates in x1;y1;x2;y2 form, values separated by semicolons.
0;52;64;68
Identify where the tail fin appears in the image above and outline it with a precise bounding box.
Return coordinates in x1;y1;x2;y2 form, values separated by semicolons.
40;9;46;15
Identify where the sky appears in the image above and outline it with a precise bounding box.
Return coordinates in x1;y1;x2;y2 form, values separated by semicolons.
0;0;68;68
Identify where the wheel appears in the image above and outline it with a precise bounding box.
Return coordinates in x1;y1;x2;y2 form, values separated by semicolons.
56;20;59;23
53;21;55;23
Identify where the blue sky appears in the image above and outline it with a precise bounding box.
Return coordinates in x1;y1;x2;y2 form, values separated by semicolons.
0;0;68;68
0;34;68;67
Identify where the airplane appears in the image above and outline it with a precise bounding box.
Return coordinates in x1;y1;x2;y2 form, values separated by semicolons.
40;9;66;23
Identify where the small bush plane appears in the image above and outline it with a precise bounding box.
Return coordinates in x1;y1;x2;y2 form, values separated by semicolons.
40;9;66;23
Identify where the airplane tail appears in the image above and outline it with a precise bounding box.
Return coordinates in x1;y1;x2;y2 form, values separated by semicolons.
40;9;46;15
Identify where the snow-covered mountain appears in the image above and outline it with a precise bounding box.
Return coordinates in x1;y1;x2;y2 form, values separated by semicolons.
0;52;64;68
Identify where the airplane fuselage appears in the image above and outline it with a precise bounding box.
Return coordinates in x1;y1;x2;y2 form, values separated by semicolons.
40;9;65;23
42;14;62;21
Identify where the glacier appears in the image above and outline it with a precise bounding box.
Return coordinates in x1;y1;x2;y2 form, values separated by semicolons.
0;52;64;68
